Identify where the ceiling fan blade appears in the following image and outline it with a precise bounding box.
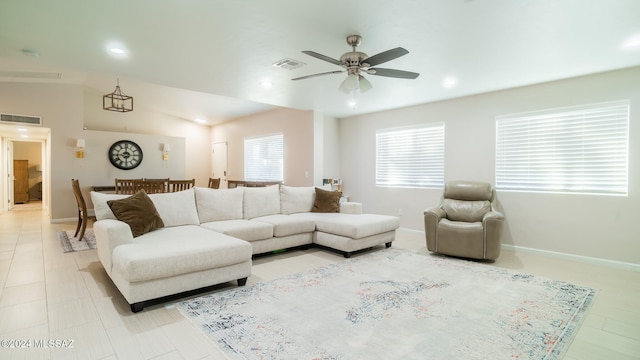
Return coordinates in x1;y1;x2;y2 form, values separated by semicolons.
302;51;343;66
362;47;409;67
358;75;372;93
369;68;420;79
292;70;344;81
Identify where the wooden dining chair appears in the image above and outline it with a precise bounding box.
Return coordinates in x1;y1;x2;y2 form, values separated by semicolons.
208;177;221;189
143;178;170;192
134;178;169;194
169;179;195;192
71;179;88;241
115;178;141;194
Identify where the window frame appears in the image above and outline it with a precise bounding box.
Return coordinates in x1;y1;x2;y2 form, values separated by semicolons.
375;122;445;189
243;133;284;182
495;100;629;196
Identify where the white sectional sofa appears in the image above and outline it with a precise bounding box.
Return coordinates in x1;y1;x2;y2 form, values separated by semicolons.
91;185;399;312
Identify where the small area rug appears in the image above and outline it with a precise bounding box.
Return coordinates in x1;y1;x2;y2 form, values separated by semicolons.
57;229;96;253
178;248;596;360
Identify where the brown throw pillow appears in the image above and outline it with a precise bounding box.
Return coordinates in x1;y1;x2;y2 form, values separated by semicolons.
107;190;164;237
312;187;342;213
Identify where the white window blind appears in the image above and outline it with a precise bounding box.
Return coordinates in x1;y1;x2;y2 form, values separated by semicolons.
496;100;629;195
244;134;284;182
376;123;445;188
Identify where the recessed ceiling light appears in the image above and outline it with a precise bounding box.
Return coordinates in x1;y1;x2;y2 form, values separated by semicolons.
442;76;459;89
621;34;640;50
106;42;128;57
259;81;273;88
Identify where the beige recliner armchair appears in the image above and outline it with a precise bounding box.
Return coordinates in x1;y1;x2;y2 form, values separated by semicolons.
424;181;504;260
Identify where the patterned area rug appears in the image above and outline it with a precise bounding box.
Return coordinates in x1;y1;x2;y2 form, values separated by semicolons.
57;229;96;253
178;248;596;360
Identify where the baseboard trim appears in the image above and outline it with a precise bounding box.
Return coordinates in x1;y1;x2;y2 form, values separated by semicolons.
501;244;640;272
398;228;640;272
51;217;76;224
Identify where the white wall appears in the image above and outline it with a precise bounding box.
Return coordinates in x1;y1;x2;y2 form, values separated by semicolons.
339;67;640;265
0;82;211;221
83;87;211;187
211;108;315;186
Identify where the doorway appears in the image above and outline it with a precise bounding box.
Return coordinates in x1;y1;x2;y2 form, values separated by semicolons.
0;124;50;213
11;141;44;209
212;141;228;189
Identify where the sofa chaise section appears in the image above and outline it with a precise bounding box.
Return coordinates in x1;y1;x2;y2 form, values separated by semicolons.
92;189;252;312
292;212;400;257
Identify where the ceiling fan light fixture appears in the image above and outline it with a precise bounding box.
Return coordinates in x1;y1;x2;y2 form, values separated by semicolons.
358;75;372;93
339;74;359;93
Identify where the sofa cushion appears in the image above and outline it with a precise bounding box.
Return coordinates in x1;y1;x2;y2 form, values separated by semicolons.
280;185;316;215
200;219;273;241
195;187;244;222
148;188;199;227
252;214;316;237
107;191;165;237
312;187;342;213
293;213;400;239
442;199;490;222
91;192;129;220
243;185;280;219
112;225;252;282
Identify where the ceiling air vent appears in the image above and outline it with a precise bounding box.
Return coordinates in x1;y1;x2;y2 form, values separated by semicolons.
0;113;42;126
0;71;62;79
272;58;306;70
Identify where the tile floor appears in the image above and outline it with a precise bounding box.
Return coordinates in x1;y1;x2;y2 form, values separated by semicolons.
0;204;638;359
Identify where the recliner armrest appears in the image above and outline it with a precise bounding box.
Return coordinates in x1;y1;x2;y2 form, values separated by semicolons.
482;210;504;223
424;207;445;252
424;207;446;220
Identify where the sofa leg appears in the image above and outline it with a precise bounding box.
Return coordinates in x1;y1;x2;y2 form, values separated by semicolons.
238;277;248;286
385;242;392;248
344;252;352;258
130;302;144;313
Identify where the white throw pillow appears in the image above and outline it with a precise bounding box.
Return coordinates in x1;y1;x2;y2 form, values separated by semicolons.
243;185;281;219
148;188;200;227
195;187;244;223
280;185;316;215
90;191;129;220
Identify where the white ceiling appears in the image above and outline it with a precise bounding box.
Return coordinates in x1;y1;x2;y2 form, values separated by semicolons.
1;0;639;127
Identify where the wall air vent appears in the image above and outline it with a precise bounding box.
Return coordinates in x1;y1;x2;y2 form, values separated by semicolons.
272;58;306;70
0;113;42;126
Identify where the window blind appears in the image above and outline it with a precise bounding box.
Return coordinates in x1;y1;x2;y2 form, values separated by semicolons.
244;134;284;182
496;100;629;195
376;123;445;188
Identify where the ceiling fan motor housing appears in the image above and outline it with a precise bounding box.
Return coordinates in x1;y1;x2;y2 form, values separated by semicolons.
340;51;368;68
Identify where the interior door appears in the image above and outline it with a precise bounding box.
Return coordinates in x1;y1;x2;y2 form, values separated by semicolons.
212;142;228;189
6;140;14;210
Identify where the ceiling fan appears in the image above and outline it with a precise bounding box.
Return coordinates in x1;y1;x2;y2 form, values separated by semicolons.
292;35;419;93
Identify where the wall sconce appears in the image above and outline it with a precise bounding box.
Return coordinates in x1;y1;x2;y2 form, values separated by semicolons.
75;139;86;158
162;143;170;161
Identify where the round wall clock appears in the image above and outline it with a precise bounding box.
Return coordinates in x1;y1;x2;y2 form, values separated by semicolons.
108;140;143;170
